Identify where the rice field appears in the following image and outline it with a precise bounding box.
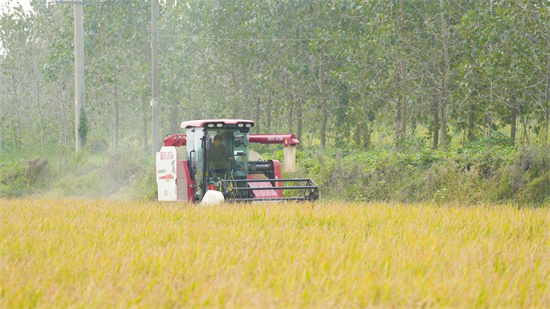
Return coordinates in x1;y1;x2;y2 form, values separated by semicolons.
0;199;548;307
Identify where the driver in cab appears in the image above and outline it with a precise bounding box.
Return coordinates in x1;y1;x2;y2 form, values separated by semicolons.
208;134;233;171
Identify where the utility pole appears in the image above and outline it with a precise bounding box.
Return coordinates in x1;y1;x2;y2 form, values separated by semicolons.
74;0;85;152
151;0;159;157
56;1;102;152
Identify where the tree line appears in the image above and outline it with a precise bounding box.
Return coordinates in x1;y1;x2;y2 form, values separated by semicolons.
0;0;548;154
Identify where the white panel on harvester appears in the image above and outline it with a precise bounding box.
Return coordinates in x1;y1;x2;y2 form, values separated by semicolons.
156;146;178;201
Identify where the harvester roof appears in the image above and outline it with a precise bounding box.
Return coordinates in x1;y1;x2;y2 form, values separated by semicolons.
181;119;255;129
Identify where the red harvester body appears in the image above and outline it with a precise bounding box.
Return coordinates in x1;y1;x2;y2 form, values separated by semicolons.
156;119;318;203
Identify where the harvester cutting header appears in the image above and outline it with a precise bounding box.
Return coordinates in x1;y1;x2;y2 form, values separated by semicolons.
156;119;319;203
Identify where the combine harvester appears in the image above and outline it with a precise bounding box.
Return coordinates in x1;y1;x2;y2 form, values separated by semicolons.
156;119;319;203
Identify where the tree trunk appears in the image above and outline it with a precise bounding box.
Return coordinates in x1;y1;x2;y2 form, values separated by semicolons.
432;96;439;149
394;0;407;150
439;0;450;149
57;81;65;146
321;95;328;148
545;54;550;144
355;122;361;146
521;115;530;145
411;114;417;138
11;74;22;149
399;59;407;148
142;95;148;151
511;107;517;144
488;82;493;138
395;100;402;147
487;113;493;137
57;104;63;146
467;103;476;142
266;90;272;134
168;84;179;133
170;100;179;134
545;108;549;144
439;95;448;148
254;59;262;133
254;95;261;133
230;69;240;119
284;71;294;133
113;83;119;151
511;91;517;144
317;50;328;148
363;123;372;149
36;79;45;145
11;120;17;149
62;83;68;146
296;98;303;141
242;75;250;119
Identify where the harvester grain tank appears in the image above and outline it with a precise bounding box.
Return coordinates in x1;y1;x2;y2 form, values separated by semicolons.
156;119;319;203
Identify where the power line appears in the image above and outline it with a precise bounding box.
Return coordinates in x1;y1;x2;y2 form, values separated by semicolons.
54;1;104;4
157;31;436;42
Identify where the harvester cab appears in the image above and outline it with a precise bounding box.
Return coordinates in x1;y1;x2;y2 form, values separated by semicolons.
156;119;319;203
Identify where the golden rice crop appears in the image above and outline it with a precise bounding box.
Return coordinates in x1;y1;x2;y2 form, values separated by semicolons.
0;199;548;307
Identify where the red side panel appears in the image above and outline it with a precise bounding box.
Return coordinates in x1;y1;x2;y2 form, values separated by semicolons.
163;134;187;146
248;174;279;199
271;160;283;197
249;134;299;146
177;160;195;202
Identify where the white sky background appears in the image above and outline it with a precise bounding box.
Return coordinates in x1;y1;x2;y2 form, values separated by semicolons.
1;0;33;14
0;0;33;55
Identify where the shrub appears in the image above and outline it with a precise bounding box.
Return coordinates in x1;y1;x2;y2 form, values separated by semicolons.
292;144;547;204
517;172;550;205
0;158;50;197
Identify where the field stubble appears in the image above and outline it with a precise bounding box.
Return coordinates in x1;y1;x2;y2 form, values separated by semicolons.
0;199;548;307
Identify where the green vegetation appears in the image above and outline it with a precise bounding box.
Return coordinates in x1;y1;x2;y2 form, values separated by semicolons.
1;1;549;155
1;141;548;205
0;1;548;204
296;145;549;205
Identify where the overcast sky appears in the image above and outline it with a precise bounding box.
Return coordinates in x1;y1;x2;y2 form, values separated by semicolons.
1;0;33;14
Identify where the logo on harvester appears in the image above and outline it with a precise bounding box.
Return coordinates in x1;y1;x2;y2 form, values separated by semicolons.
158;174;174;181
160;151;175;160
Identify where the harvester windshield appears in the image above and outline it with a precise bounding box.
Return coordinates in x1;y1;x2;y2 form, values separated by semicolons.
184;121;251;200
204;129;249;180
